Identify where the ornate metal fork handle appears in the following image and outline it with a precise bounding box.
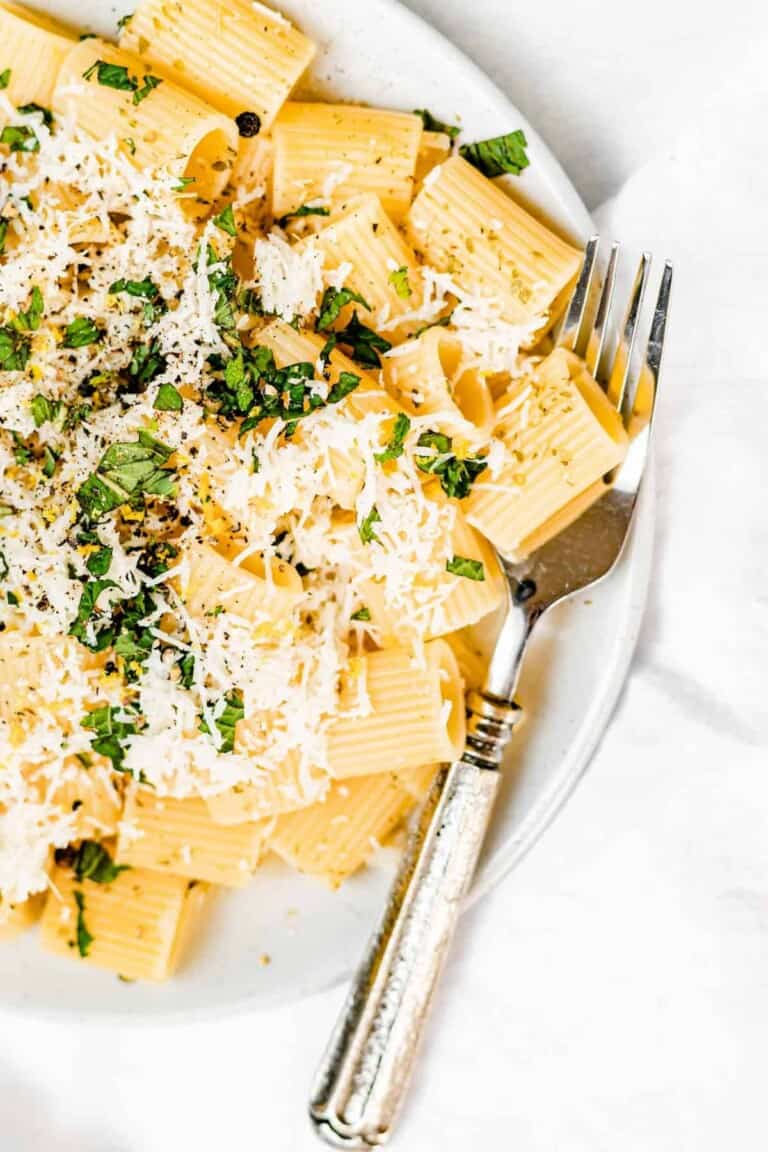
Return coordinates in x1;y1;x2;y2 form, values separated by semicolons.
310;241;672;1147
310;690;522;1148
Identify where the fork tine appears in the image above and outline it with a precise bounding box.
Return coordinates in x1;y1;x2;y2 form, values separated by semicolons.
606;252;652;422
621;259;674;433
557;235;599;353
585;241;619;382
645;261;673;392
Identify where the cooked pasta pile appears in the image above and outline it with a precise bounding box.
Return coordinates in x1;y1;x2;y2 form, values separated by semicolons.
0;0;628;980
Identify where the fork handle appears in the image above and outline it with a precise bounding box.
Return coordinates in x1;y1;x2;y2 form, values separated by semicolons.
309;692;521;1148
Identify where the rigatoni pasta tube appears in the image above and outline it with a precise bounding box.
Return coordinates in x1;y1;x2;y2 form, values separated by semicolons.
0;3;76;106
116;790;269;887
464;348;628;560
383;326;495;447
272;102;422;221
327;639;465;778
311;195;423;341
206;752;327;824
53;38;238;205
120;0;315;131
360;497;505;642
178;540;302;623
39;864;198;981
270;773;413;887
406;155;582;333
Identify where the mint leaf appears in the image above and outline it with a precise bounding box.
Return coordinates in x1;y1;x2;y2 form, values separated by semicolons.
133;74;161;105
0;327;30;371
459;129;529;177
213;203;237;236
70;840;129;884
83;60;136;91
277;203;330;227
63;316;102;348
415;430;487;499
74;890;93;957
414;109;460;140
335;312;391;368
375;412;411;462
358;505;381;545
81;704;139;772
76;432;176;520
446;555;485;581
317;287;370;331
154;382;183;412
200;691;244;753
388;266;412;299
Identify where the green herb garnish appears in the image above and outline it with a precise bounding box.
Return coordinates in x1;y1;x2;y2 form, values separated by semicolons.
85;545;113;577
30;393;63;428
277;203;330;227
63;316;102;348
446;555;485;581
0;69;10;90
459;129;529;177
154;382;183;412
12;286;44;332
74;890;93;957
200;691;244;753
82;60;136;91
414;430;487;499
316;286;370;331
82;60;162;104
414;109;460;140
351;606;371;622
68;840;129;884
335;312;392;368
213;203;237;236
375;412;411;462
388;266;412;299
81;704;139;772
358;505;381;545
68;578;119;646
76;431;176;520
0;327;31;371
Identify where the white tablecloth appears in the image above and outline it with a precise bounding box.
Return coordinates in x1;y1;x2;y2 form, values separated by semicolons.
3;2;767;1148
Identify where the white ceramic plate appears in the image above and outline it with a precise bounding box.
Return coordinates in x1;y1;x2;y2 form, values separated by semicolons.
0;0;653;1019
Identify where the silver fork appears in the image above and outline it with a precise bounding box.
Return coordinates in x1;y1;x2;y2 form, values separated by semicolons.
309;239;673;1148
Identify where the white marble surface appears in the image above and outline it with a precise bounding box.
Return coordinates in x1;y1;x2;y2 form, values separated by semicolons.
3;1;768;1148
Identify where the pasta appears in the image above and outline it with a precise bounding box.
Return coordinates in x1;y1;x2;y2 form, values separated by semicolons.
116;789;269;886
309;195;424;341
119;0;316;130
53;38;238;205
271;102;422;221
270;772;413;887
383;326;495;446
40;860;203;981
0;0;627;980
406;154;582;335
178;540;302;624
0;3;75;106
327;641;465;778
463;349;628;559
